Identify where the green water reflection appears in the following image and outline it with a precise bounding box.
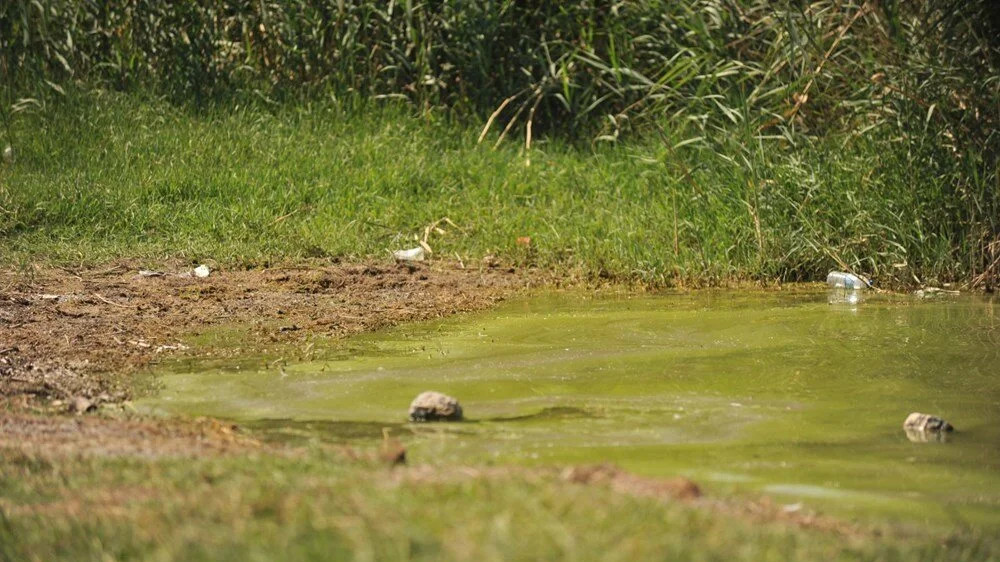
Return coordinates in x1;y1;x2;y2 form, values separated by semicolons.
140;290;1000;528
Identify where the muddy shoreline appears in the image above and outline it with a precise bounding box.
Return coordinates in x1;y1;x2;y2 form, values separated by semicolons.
0;260;561;450
1;260;551;403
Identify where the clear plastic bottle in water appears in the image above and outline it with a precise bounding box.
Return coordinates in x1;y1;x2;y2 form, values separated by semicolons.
826;271;867;290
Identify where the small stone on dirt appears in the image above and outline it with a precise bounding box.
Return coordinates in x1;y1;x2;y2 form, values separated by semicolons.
69;396;96;414
408;391;463;422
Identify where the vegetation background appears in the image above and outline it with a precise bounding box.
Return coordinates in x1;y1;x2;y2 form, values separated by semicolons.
2;4;1000;560
1;0;997;288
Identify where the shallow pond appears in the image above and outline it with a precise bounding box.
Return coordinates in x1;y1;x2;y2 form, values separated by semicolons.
140;289;1000;528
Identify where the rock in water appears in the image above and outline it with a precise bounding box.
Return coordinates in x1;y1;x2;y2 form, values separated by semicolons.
408;391;462;422
904;412;953;432
903;412;953;442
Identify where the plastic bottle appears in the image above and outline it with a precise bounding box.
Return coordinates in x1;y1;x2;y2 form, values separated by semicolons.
826;271;867;290
393;247;426;262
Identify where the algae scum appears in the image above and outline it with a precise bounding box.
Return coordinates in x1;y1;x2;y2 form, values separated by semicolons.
141;290;1000;528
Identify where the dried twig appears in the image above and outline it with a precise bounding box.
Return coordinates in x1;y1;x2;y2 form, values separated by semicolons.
93;293;134;308
478;93;522;144
270;206;308;225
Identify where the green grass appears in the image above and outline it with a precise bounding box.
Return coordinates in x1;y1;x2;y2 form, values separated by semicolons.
2;446;996;561
2;1;997;286
0;92;992;287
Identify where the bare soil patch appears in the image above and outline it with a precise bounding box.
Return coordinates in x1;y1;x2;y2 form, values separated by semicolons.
0;259;553;452
0;260;546;405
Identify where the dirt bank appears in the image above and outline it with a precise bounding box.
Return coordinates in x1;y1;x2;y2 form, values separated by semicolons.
1;260;548;405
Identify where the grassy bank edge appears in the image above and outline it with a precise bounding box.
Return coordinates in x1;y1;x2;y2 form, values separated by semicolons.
2;93;996;291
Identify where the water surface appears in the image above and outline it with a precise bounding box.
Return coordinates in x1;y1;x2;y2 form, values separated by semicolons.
141;289;1000;528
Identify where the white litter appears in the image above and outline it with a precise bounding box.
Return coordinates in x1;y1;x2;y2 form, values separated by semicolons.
193;264;211;278
393;247;426;262
826;271;867;290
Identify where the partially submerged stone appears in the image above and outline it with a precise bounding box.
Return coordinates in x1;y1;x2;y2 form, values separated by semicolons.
904;412;953;432
408;391;462;422
903;412;953;442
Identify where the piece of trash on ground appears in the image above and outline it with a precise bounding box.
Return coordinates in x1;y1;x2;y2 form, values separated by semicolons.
193;264;210;278
393;247;426;262
392;217;463;263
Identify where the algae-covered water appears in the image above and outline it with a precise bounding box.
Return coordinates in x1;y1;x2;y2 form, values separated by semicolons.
141;290;1000;528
